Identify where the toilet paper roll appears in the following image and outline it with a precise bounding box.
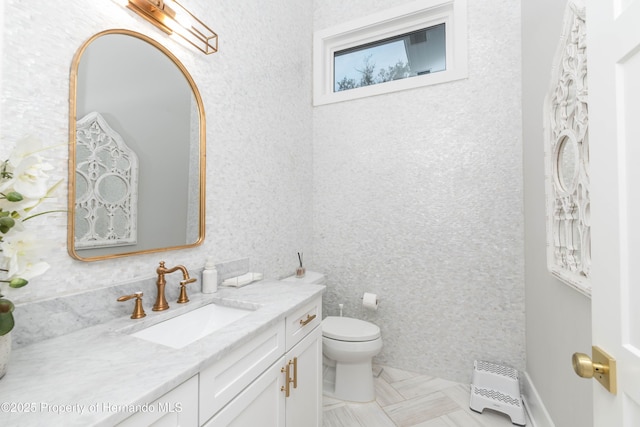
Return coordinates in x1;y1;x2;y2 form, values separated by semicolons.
362;292;378;311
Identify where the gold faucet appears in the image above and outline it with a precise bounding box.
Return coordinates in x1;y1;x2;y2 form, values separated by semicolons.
117;292;146;319
153;261;197;311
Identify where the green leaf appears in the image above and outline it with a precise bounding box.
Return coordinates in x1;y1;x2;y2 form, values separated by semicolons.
6;191;23;202
9;278;28;288
0;217;15;229
0;313;15;336
0;299;15;336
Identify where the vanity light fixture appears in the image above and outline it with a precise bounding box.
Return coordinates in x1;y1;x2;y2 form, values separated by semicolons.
127;0;218;55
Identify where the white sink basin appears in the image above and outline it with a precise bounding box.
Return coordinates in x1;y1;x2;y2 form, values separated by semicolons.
131;303;254;349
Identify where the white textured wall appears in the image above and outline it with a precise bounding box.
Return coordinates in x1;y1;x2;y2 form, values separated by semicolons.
2;0;531;393
313;0;525;383
0;0;313;303
522;0;593;426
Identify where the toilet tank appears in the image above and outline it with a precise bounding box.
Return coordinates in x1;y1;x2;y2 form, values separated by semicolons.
282;270;326;285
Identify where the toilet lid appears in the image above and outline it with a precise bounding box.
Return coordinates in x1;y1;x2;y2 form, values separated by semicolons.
322;316;380;342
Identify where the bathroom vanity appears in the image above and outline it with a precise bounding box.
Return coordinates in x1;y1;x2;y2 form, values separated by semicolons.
0;279;324;427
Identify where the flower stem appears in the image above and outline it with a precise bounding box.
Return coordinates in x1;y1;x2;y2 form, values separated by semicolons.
23;209;67;222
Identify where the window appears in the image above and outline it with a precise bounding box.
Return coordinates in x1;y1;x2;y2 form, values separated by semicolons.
333;24;446;92
314;0;468;105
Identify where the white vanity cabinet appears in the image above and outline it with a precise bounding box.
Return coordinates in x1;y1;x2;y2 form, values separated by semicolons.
202;296;323;427
0;282;326;427
284;297;323;427
117;375;199;427
115;295;322;427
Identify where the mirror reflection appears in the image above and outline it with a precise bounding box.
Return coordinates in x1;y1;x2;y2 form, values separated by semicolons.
557;135;579;192
75;111;139;249
68;30;205;261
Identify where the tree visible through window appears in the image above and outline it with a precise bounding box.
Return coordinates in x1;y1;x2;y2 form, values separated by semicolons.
333;24;446;92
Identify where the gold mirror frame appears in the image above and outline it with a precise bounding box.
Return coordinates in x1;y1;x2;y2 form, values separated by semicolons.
68;29;206;261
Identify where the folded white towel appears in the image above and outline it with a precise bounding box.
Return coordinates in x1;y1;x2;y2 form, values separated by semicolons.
221;272;263;288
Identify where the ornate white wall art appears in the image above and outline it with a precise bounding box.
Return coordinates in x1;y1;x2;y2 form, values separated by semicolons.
74;112;139;249
544;1;590;296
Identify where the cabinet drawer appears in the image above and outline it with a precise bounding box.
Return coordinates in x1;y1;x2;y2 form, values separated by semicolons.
285;297;322;351
199;322;285;425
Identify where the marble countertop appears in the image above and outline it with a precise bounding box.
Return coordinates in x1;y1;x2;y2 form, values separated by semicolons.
0;279;325;426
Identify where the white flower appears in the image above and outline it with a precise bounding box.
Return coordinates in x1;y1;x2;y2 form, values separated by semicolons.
12;154;54;200
2;136;54;199
0;229;51;280
6;136;43;168
0;135;58;308
0;136;56;214
0;136;58;335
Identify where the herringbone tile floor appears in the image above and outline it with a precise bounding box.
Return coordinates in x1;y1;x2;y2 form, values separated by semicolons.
323;365;530;427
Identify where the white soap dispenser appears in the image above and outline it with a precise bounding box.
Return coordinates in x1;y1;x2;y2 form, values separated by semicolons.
202;258;218;293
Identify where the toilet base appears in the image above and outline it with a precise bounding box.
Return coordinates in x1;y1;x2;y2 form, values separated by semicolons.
321;318;382;403
323;360;376;402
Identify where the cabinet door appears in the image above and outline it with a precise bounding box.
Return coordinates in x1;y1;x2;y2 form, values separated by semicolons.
199;322;285;424
203;356;286;427
285;325;322;427
117;375;198;427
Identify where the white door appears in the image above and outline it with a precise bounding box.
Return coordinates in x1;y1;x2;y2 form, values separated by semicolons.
587;0;640;424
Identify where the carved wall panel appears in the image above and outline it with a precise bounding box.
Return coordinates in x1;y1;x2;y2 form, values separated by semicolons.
544;1;590;296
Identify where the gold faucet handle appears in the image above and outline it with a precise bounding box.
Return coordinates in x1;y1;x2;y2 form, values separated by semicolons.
177;278;196;304
117;292;146;319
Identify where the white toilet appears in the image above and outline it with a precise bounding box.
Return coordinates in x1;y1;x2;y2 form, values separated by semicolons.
322;315;382;402
282;271;383;402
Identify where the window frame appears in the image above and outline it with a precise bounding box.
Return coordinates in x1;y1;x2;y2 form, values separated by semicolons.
313;0;468;106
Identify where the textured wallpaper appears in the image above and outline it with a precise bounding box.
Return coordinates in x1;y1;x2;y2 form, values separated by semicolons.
312;0;525;383
0;0;314;303
1;0;524;385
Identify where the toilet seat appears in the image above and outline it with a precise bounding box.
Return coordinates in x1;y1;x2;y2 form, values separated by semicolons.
322;316;380;342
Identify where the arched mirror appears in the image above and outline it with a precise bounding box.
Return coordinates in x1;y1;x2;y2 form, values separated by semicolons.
68;29;205;261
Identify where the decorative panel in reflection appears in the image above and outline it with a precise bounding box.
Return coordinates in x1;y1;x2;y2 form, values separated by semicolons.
75;112;139;249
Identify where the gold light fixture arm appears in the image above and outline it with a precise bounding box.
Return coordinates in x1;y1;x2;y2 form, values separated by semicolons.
127;0;218;55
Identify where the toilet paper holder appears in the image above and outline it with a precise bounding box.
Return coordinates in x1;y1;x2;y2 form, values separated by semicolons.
362;292;379;310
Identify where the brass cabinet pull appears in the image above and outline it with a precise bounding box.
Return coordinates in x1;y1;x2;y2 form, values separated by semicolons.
299;314;316;326
292;357;298;389
280;358;298;397
280;362;291;397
